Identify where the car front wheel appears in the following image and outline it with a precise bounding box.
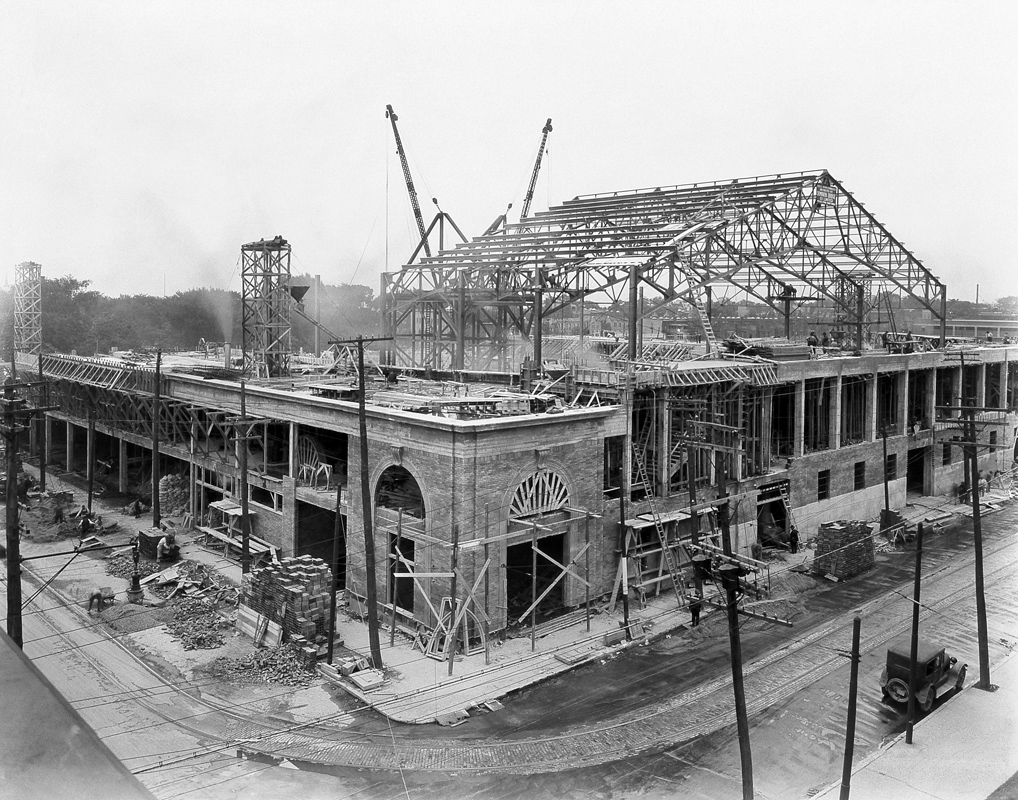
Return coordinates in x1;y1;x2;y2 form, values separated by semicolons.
920;687;936;712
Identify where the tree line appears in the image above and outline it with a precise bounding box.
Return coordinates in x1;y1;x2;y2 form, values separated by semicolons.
0;276;380;357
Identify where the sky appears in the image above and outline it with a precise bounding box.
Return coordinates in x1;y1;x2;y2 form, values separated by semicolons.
2;0;1016;303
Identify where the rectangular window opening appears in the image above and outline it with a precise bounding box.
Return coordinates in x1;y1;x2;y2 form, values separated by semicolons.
817;469;831;501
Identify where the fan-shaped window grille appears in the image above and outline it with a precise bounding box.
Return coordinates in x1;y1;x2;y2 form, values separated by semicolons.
510;471;569;520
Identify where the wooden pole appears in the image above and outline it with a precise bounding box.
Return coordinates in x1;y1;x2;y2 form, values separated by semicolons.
4;380;24;648
240;380;250;574
37;357;46;492
448;523;459;675
356;335;383;668
906;522;924;744
584;511;591;633
687;443;701;594
967;411;991;689
327;486;343;664
531;522;538;651
390;509;402;648
719;464;754;800
840;616;862;799
86;412;95;514
151;350;161;528
484;504;491;665
619;488;631;638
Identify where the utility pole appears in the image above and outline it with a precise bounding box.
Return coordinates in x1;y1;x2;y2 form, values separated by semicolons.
940;350;993;690
906;522;924;744
618;486;631;638
687;443;702;595
2;377;53;649
3;379;25;648
840;616;862;800
327;488;344;664
37;357;46;492
880;424;890;529
151;350;161;529
239;380;250;574
716;463;754;800
964;403;991;690
86;412;96;513
448;523;459;675
330;335;391;669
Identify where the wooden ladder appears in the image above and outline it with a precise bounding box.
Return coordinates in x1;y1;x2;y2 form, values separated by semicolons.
630;443;684;605
691;292;718;354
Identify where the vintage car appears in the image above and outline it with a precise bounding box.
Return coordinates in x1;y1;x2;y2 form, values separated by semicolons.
880;637;967;712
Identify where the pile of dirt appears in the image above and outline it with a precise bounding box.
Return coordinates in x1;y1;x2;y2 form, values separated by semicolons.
200;643;319;687
101;603;176;634
771;570;822;599
165;597;229;650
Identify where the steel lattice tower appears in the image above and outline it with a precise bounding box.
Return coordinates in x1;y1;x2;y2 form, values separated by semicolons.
241;237;292;378
14;261;42;355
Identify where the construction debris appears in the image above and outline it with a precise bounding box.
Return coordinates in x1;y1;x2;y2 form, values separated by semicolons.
165;597;228;650
104;552;163;582
203;643;319;687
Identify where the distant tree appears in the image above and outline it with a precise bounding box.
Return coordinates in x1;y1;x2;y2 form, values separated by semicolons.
994;296;1018;316
42;276;101;353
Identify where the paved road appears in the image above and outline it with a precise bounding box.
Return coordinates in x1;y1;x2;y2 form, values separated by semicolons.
6;479;1016;798
227;529;1018;774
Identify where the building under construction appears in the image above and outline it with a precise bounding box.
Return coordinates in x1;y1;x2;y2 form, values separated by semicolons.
13;171;1018;651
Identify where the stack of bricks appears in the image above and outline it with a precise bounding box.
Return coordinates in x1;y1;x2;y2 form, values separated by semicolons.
240;555;333;663
158;474;190;516
812;520;875;580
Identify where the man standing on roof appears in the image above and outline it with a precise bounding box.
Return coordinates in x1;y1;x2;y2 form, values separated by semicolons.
806;331;819;356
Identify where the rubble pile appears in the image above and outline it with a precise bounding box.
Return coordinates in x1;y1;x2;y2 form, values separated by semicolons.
158;474;189;516
203;643;318;687
104;553;163;581
812;520;876;580
166;597;227;650
241;555;333;643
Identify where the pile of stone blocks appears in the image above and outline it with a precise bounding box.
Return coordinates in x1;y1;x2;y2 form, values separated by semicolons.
812;520;875;580
240;555;334;660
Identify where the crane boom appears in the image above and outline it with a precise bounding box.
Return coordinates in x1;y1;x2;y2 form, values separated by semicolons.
520;118;553;220
385;104;431;258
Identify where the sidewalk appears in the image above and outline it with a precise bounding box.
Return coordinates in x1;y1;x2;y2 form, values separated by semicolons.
815;654;1018;800
323;587;694;723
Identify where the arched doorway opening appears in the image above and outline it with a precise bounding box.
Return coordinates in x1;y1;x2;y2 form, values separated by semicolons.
506;470;570;624
376;465;424;614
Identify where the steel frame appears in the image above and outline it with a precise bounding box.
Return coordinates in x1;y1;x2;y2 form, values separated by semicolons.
384;171;946;370
241;237;292;378
14;261;42;355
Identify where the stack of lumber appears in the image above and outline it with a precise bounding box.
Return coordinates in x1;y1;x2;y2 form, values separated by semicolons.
812;520;875;580
240;556;333;661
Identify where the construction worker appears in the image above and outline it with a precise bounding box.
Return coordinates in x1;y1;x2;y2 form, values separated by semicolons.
156;532;179;562
689;593;703;627
87;589;106;613
806;331;819;356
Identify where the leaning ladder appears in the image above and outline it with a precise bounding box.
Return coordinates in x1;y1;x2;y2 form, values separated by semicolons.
692;292;718;354
630;444;684;605
778;484;798;535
